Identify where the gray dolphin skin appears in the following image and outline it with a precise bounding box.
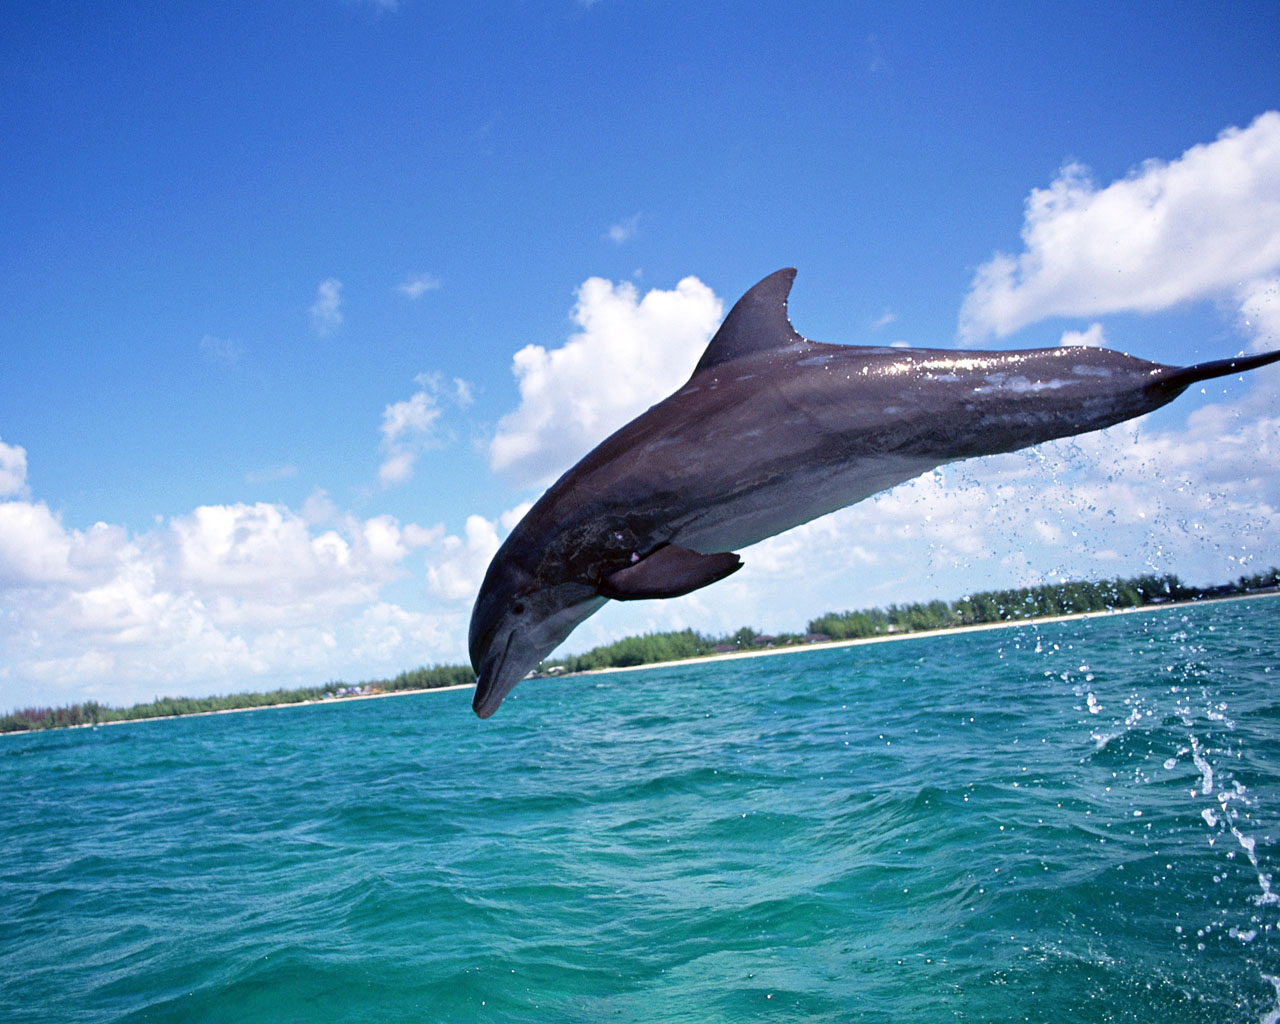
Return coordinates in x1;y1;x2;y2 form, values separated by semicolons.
469;268;1280;718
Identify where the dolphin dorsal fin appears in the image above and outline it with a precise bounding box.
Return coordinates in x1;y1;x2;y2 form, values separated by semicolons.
692;268;807;377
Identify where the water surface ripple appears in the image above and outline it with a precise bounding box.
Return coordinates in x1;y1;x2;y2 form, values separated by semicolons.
3;599;1278;1022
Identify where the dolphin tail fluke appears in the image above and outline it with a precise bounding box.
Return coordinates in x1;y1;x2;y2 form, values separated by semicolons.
1156;349;1280;396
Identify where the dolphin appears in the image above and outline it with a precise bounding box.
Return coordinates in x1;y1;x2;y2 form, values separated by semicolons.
469;268;1280;718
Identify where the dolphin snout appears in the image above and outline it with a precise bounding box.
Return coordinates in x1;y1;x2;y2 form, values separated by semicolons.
472;672;502;719
472;633;519;719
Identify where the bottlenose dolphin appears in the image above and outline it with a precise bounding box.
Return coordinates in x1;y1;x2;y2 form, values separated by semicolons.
470;268;1280;718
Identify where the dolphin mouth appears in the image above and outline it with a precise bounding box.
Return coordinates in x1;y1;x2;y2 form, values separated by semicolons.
472;631;515;719
472;678;503;719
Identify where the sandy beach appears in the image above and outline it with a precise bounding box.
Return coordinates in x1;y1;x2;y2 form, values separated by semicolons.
580;590;1280;678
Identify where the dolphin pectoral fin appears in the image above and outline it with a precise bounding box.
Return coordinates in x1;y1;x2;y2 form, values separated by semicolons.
598;544;743;601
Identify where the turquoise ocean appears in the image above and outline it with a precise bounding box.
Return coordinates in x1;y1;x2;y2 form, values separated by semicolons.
3;597;1279;1023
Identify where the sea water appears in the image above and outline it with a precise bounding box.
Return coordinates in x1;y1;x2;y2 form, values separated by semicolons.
2;597;1278;1023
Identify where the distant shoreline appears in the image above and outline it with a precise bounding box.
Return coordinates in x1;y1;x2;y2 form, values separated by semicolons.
83;682;480;729
580;590;1280;677
2;682;477;733
9;591;1276;735
134;590;1280;715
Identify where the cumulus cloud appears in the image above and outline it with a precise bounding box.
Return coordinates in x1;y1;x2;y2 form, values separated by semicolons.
300;488;339;525
346;602;454;666
0;498;78;585
167;503;413;614
426;513;501;602
488;275;723;489
0;442;476;709
310;277;343;335
0;439;28;499
378;373;474;487
959;111;1280;342
397;272;442;299
420;501;536;608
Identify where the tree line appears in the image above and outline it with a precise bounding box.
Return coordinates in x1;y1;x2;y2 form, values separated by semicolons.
809;573;1192;640
0;664;474;734
3;568;1275;733
545;568;1278;670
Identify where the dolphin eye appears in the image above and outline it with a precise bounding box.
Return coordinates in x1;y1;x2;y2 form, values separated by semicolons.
513;602;525;615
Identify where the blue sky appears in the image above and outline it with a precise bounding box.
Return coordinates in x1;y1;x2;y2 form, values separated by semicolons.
3;2;1280;711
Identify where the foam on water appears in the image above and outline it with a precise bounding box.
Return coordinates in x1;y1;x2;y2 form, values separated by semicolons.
1;597;1277;1023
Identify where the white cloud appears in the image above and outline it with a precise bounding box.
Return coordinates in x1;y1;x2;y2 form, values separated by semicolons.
346;602;454;666
0;451;459;710
605;213;641;244
870;309;897;331
500;500;533;532
377;451;417;488
0;498;76;585
426;513;501;603
0;439;28;499
310;277;343;335
959;111;1280;342
377;373;474;487
397;272;442;299
1059;323;1107;348
300;488;339;525
382;390;442;444
417;499;534;609
488;275;723;489
166;503;418;619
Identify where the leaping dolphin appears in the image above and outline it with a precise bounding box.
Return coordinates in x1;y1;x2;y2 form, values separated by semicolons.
469;269;1280;718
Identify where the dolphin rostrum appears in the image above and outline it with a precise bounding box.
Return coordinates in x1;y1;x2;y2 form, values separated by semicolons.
469;268;1280;718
